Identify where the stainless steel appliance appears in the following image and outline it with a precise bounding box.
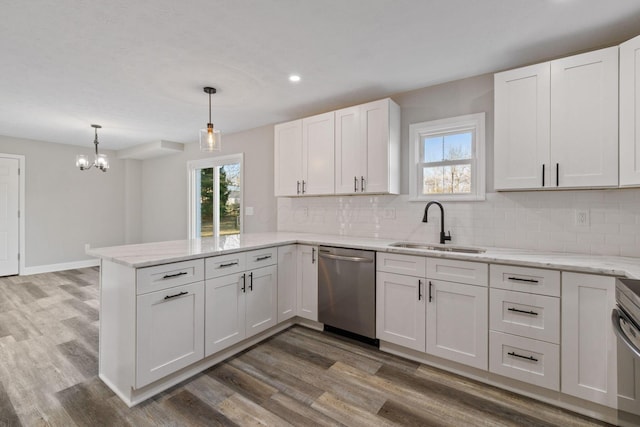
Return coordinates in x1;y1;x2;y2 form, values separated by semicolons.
612;278;640;426
318;246;376;341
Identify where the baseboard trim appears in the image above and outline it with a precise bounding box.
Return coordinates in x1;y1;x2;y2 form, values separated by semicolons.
22;259;100;275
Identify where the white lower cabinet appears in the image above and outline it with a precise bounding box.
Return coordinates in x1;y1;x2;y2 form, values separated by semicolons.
376;271;426;352
561;272;617;407
205;254;277;357
277;245;297;322
297;245;318;321
136;281;205;388
425;279;488;370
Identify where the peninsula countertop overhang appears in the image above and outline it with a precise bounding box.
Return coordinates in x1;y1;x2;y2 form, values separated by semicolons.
87;231;640;279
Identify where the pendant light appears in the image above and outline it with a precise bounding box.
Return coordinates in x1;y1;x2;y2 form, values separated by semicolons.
200;86;221;151
76;124;109;172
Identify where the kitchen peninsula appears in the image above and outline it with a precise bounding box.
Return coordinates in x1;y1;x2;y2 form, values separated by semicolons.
89;232;640;424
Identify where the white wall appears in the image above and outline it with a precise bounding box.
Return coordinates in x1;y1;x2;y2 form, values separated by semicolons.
277;74;640;257
140;125;276;243
0;135;127;268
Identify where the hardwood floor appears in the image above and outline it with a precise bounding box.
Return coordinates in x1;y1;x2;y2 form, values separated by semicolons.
0;268;612;426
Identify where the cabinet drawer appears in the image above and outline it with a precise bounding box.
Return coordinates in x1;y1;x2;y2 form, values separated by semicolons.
137;259;204;295
490;289;560;344
490;265;560;297
246;247;278;269
427;258;488;286
489;331;559;391
206;252;246;279
377;252;426;277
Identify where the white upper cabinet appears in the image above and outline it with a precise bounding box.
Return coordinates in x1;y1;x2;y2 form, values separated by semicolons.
302;112;335;195
274;120;303;196
620;35;640;186
335;98;400;195
494;46;619;190
551;47;619;188
494;63;550;190
274;113;334;197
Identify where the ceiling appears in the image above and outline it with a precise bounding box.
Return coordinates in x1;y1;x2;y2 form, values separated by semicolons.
2;0;640;151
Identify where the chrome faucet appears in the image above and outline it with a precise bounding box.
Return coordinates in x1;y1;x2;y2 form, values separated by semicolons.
422;201;452;244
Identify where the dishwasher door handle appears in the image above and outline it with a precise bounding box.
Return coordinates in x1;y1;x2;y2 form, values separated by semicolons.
318;252;373;263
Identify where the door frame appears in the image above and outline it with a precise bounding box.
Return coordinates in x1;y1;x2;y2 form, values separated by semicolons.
187;153;244;239
0;154;25;275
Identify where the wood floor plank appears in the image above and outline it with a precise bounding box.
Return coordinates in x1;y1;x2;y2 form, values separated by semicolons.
217;393;292;426
163;390;238;427
56;380;128;426
312;392;396;427
61;298;99;322
263;392;344;427
207;362;278;404
378;398;447;427
0;379;22;427
56;340;98;378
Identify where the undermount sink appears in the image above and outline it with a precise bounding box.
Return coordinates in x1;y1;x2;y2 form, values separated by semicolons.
389;242;486;254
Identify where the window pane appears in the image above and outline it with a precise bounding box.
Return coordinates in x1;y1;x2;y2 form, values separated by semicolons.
200;168;214;237
423;136;444;162
443;132;472;160
220;163;241;236
423;163;471;195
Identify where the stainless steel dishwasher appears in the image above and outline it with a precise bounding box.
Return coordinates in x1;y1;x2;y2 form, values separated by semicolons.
318;246;376;340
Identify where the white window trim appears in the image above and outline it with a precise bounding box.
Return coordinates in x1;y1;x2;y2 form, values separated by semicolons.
187;153;244;239
409;113;485;202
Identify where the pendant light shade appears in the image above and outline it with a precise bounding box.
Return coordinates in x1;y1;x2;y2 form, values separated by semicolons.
76;124;109;172
200;87;221;151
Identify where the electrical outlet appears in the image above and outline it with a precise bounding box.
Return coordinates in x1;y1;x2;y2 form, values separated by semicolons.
245;207;254;216
575;209;589;226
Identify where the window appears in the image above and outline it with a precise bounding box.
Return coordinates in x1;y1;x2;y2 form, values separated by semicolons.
409;113;485;201
188;154;243;238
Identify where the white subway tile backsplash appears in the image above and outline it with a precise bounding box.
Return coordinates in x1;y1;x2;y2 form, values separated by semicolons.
277;189;640;257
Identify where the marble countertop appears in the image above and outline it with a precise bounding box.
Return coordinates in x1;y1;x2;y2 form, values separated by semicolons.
87;231;640;279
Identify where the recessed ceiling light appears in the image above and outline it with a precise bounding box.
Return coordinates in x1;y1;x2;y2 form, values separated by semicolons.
289;75;301;83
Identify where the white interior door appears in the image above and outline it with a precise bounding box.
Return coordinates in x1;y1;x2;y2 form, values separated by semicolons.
0;158;19;276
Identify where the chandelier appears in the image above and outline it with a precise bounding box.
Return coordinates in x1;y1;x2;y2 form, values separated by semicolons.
76;124;109;172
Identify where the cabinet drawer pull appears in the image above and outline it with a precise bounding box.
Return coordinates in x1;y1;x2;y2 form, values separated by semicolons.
507;351;538;362
218;261;239;268
164;291;188;300
255;255;272;261
507;276;539;284
162;271;188;279
508;307;539;316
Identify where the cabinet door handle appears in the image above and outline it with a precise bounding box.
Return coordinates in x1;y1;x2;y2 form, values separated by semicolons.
507;276;539;284
354;176;358;192
241;273;246;293
312;248;316;264
249;272;253;291
219;261;239;268
508;307;539;316
361;176;365;192
297;181;301;195
508;351;538;362
556;163;559;187
302;180;306;194
164;291;188;300
162;271;188;279
256;255;272;261
418;279;422;301
428;281;433;302
542;164;545;187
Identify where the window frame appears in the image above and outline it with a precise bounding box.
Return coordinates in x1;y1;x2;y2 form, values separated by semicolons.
187;153;244;239
409;113;485;201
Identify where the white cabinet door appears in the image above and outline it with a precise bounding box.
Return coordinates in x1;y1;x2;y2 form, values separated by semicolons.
426;280;488;370
494;63;551;190
561;272;617;407
376;271;426;352
302;112;334;195
245;265;278;337
335;105;362;194
620;35;640;186
618;340;640;417
277;245;297;322
551;46;619;188
297;245;318;321
361;98;400;194
136;282;205;388
205;273;246;356
274;119;303;196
